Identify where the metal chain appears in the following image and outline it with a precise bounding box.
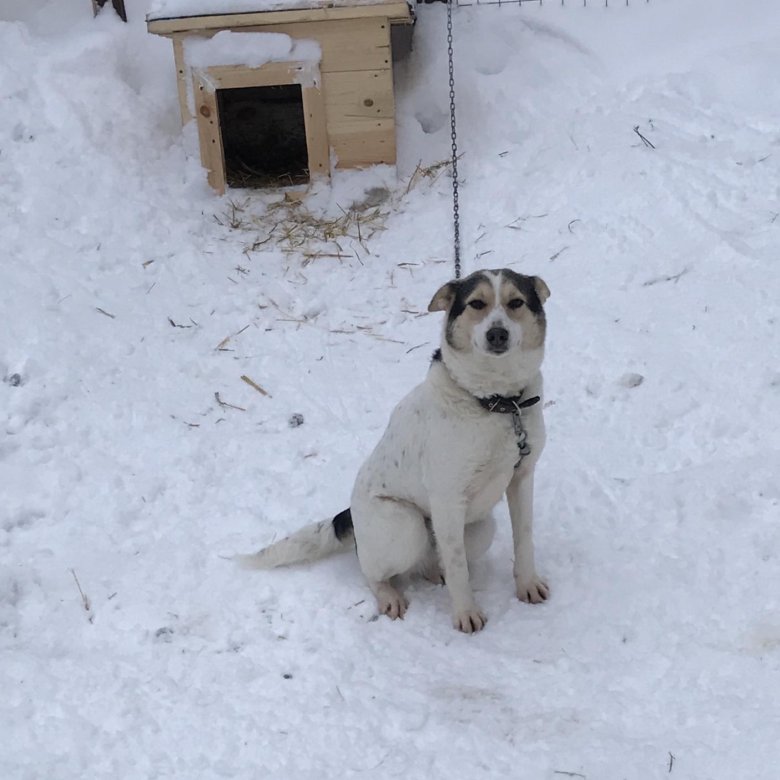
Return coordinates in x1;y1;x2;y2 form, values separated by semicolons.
446;0;461;279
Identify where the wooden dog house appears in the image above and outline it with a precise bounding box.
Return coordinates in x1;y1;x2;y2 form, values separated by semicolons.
147;1;414;193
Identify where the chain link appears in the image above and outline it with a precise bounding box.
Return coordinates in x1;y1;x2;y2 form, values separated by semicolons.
446;0;461;279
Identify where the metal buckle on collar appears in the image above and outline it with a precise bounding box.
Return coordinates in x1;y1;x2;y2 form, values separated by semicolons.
512;411;532;468
476;391;539;467
478;394;540;414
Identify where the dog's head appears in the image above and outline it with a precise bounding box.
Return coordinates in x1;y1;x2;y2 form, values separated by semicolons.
428;269;550;357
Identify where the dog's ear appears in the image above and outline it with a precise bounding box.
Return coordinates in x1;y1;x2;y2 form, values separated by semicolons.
428;281;456;312
533;277;551;304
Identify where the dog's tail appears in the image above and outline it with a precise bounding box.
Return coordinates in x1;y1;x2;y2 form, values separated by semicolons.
236;508;354;570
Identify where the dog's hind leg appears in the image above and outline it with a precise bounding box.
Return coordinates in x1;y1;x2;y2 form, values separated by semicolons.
420;513;495;584
465;513;497;562
351;497;430;620
418;519;444;584
371;580;409;620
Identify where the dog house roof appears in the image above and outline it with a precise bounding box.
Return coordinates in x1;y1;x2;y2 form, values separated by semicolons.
147;0;405;21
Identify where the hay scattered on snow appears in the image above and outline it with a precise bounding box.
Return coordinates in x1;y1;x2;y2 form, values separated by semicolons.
215;194;388;266
214;158;453;265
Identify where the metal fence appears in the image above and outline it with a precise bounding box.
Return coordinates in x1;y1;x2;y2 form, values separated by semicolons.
451;0;649;7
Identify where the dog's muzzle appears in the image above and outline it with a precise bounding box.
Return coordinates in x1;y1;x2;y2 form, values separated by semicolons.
485;326;509;354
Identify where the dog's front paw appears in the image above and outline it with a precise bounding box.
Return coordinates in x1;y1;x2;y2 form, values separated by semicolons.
453;608;487;634
516;575;549;604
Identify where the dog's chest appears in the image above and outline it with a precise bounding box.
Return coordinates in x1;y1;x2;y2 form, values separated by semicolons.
464;415;532;504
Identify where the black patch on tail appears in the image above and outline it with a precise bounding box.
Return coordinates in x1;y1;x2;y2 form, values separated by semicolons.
333;508;354;540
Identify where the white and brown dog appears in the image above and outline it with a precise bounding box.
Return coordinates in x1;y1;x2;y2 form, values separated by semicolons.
241;268;551;633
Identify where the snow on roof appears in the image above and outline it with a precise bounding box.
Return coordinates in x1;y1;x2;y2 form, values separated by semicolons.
184;30;321;68
147;0;396;21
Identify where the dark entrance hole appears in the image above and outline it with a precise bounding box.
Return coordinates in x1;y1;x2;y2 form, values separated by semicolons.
217;84;309;188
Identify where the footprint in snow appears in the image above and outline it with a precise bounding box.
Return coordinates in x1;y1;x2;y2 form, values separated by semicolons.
415;105;447;135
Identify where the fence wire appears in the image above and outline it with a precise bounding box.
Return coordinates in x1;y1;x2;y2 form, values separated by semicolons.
450;0;649;7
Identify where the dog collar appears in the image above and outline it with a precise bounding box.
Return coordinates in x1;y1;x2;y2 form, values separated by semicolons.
432;350;541;416
432;350;539;468
477;393;540;414
478;392;539;469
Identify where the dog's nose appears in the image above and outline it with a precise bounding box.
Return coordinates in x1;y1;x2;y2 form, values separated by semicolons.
486;326;509;351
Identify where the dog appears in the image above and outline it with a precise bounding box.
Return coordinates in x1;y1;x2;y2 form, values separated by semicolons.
240;268;551;633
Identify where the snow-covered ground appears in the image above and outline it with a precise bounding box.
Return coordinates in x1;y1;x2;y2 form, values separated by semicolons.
2;0;779;777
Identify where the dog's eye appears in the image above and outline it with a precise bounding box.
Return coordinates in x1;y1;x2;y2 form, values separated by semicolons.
507;299;525;310
468;300;487;310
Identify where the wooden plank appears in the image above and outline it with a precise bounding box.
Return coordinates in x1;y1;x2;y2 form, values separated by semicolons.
302;85;330;179
204;61;312;90
172;36;193;124
322;68;394;120
147;2;411;36
241;17;391;73
323;65;396;165
192;74;226;193
328;118;395;167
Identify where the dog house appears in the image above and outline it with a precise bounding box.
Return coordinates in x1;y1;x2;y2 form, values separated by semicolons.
146;0;414;193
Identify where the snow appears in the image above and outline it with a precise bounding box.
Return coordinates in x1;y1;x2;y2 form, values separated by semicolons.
2;0;780;778
184;30;321;69
148;0;394;22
